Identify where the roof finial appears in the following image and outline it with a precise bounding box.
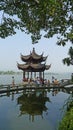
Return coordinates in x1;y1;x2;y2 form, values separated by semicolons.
33;47;35;52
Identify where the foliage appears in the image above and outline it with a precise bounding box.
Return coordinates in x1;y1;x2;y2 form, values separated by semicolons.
0;0;73;65
58;104;73;130
0;71;22;75
63;47;73;65
58;94;73;130
0;0;73;44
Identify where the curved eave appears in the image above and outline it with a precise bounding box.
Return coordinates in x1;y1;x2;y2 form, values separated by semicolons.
21;54;30;62
17;63;46;71
45;64;51;70
21;54;43;61
43;56;48;61
20;48;47;61
21;55;47;63
17;63;29;70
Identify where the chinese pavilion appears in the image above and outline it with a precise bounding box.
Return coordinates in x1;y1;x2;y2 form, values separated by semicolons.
17;48;51;81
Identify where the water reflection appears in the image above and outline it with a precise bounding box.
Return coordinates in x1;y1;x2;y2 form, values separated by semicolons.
0;87;72;130
0;87;72;99
17;90;50;122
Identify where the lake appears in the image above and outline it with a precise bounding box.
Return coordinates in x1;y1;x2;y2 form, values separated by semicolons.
0;72;71;85
0;73;72;130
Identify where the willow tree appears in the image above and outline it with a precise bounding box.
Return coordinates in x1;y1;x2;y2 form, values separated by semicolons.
0;0;73;63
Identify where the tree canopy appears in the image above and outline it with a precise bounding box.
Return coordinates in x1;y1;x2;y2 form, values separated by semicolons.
0;0;73;64
63;46;73;65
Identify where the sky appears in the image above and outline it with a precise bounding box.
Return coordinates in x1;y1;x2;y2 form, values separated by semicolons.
0;30;73;73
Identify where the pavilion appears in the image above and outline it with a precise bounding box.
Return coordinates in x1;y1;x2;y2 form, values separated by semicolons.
17;48;51;81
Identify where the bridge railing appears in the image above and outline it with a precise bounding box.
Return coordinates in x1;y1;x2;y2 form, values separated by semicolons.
58;79;71;87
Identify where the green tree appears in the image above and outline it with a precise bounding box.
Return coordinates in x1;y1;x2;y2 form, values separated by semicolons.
0;0;73;64
63;47;73;66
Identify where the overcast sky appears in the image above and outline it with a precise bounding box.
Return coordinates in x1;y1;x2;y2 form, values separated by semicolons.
0;30;73;73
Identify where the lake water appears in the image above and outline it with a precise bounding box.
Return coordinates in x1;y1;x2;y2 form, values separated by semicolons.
0;73;72;130
0;72;71;85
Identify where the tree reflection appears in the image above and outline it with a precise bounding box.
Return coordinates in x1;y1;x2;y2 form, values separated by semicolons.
17;90;50;121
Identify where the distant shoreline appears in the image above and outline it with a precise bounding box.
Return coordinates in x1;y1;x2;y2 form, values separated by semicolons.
0;71;22;75
0;71;72;75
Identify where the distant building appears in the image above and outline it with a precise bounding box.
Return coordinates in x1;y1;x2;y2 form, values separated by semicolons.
17;48;51;81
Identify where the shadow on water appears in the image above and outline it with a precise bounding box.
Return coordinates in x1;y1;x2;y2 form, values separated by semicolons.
0;87;72;130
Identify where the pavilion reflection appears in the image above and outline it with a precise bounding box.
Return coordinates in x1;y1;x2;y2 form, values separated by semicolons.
17;90;50;122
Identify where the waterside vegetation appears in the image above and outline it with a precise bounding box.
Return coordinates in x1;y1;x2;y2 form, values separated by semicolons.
0;71;22;75
58;95;73;130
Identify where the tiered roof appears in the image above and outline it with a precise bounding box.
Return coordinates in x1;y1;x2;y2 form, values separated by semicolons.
17;63;50;72
17;48;51;72
21;48;47;63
